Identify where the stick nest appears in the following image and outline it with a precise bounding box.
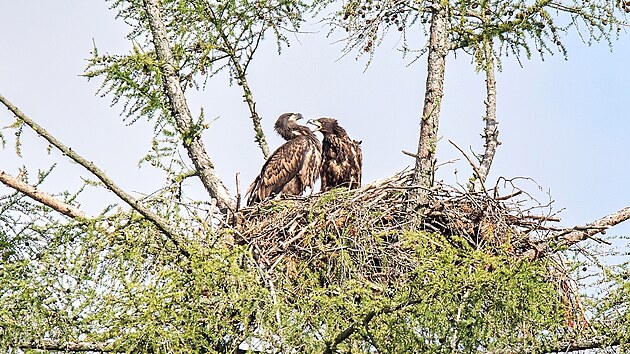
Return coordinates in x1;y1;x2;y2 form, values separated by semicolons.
232;170;561;285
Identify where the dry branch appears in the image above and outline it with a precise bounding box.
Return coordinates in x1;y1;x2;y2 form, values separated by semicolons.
525;205;630;260
0;169;91;220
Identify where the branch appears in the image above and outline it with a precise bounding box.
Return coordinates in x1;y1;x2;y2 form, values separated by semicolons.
323;299;422;353
0;93;189;258
0;169;91;220
448;140;484;187
15;339;114;352
410;3;449;205
473;38;499;192
525;205;630;260
203;1;271;160
142;0;236;213
489;334;622;353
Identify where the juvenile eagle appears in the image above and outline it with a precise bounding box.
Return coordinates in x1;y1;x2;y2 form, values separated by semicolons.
246;113;322;205
308;117;362;192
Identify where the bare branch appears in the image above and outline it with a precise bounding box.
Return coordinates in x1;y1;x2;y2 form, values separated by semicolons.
448;140;484;187
142;0;236;213
0;169;92;220
410;3;449;205
323;299;423;353
0;93;189;258
473;38;499;192
526;205;630;259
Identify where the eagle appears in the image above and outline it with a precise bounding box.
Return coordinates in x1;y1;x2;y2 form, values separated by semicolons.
308;117;362;192
246;113;322;206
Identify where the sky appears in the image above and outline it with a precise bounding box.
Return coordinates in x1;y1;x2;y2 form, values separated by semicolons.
0;2;628;247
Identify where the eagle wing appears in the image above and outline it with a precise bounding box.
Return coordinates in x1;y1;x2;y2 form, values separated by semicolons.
247;136;317;205
321;135;362;191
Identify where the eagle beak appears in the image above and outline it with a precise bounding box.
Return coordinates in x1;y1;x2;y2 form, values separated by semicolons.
294;113;304;121
307;119;322;131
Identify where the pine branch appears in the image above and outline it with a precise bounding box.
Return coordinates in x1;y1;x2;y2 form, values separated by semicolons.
0;93;189;258
0;169;91;220
490;334;622;353
14;339;113;352
203;1;270;160
142;0;236;213
323;299;423;353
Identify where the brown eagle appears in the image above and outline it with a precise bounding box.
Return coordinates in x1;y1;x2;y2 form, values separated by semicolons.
246;113;322;205
308;117;362;192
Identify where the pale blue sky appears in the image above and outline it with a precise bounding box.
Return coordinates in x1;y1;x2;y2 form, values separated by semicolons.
1;2;628;242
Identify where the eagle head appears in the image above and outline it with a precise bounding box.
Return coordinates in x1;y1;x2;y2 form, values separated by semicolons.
275;113;305;140
307;117;339;134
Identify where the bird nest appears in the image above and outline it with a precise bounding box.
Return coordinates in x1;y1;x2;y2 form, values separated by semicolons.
226;169;589;330
231;170;562;285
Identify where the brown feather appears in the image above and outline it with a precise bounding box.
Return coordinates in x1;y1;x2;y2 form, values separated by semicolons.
247;113;322;205
310;118;362;192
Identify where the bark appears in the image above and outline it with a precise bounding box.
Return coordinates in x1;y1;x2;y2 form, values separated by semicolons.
473;39;499;192
142;0;236;212
0;170;91;220
0;93;189;258
411;2;449;204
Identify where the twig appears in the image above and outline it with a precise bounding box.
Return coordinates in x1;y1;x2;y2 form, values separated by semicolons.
495;190;523;201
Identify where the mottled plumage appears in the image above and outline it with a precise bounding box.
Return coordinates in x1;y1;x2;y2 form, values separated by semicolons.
247;113;322;205
308;117;362;192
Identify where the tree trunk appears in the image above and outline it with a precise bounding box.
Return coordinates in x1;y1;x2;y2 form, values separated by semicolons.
411;3;449;204
473;39;499;192
143;0;236;213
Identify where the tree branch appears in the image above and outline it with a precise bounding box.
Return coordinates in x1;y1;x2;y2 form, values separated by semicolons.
0;169;91;220
489;334;622;353
203;1;271;160
410;3;449;205
14;339;113;352
142;0;236;213
473;38;499;192
525;205;630;260
0;93;189;258
323;300;422;353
